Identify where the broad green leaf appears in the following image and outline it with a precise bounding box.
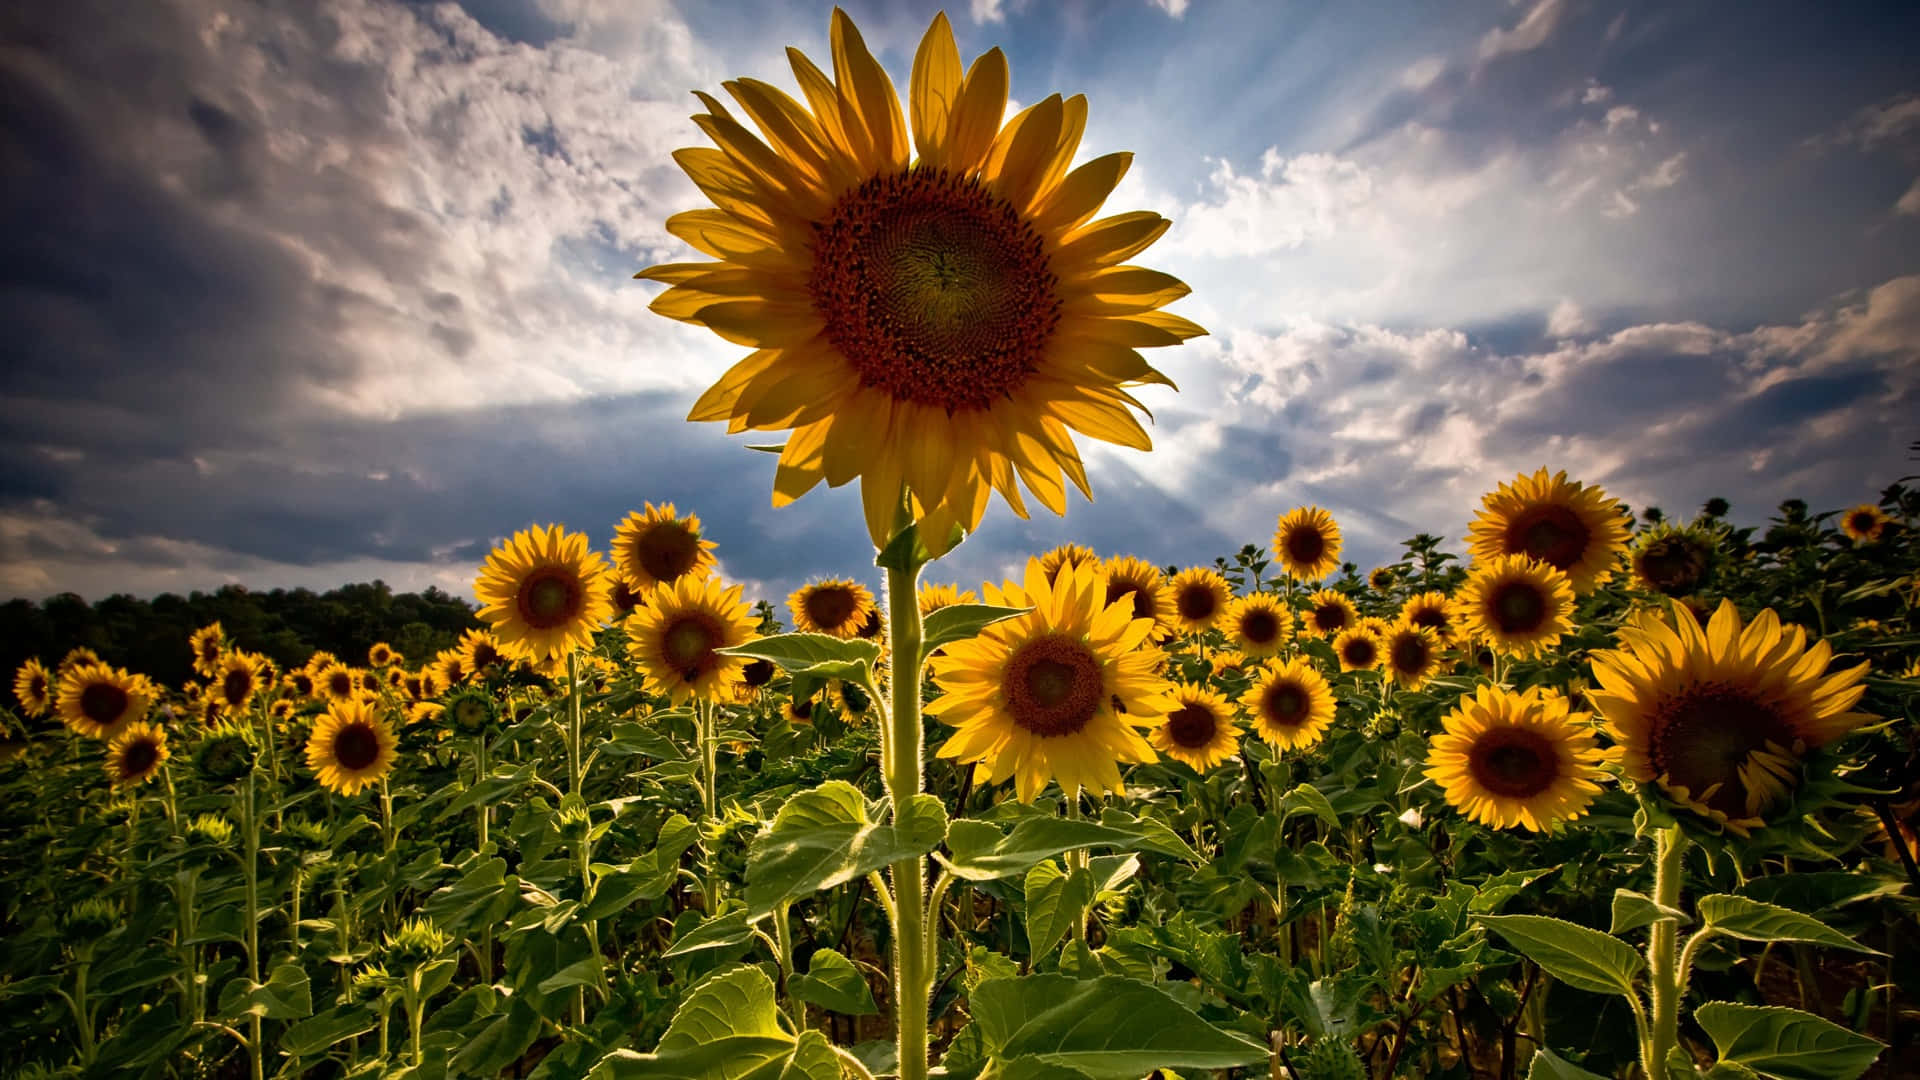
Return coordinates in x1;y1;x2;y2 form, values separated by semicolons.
968;974;1267;1076
1610;888;1692;935
452;997;544;1076
787;947;877;1016
1276;783;1340;829
280;1004;378;1057
744;781;947;918
1696;895;1883;954
536;952;605;995
1023;860;1092;963
1694;1002;1884;1080
922;604;1029;652
719;633;881;673
218;960;314;1020
589;966;840;1079
422;856;519;934
940;812;1197;881
1526;1048;1611;1080
581;814;698;921
1477;915;1644;998
1739;872;1906;913
1467;867;1557;914
662;905;755;959
599;722;688;760
438;762;539;822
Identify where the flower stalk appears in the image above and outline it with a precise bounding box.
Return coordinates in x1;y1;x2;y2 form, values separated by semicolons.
881;508;932;1080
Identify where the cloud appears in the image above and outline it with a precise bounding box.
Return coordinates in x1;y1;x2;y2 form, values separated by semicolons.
1582;83;1612;105
1545;298;1591;337
1897;177;1920;216
1478;0;1568;62
1147;0;1192;17
1168;150;1374;258
970;0;1006;25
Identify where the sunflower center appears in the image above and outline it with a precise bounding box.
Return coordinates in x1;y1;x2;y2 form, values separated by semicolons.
1651;686;1797;818
120;738;160;777
1175;584;1219;621
328;673;353;698
1004;635;1104;737
472;643;504;670
1466;728;1561;799
1312;604;1348;633
1490;582;1548;633
291;673;313;696
743;659;775;688
1341;638;1378;667
858;609;886;640
662;614;722;679
1409;607;1447;634
1639;537;1705;594
803;586;860;631
333;723;381;771
1506;505;1590;571
1107;580;1156;622
223;670;251;706
809;167;1059;413
792;698;814;721
1240;610;1283;646
453;698;490;731
1847;511;1875;533
80;682;129;726
1166;703;1218;748
31;674;48;698
1262;683;1309;729
518;569;583;630
636;524;702;583
1391;635;1431;674
1284;528;1326;568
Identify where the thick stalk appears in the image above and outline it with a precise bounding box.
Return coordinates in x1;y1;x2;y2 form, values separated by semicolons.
882;542;930;1080
476;733;494;984
1644;826;1686;1080
242;773;265;1080
696;698;721;910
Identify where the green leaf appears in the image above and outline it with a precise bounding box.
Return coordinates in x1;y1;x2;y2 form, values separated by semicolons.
939;812;1198;881
589;966;840;1079
1610;888;1693;935
720;633;880;673
746;443;785;454
1024;860;1093;963
787;947;877;1016
1526;1048;1612;1080
968;974;1267;1077
1696;895;1884;954
536;952;605;995
581;814;698;921
662;906;755;959
1276;783;1341;829
437;761;539;822
452;997;545;1076
1467;867;1557;914
217;960;314;1020
422;856;519;935
599;722;688;760
1739;872;1906;913
1476;915;1644;998
1694;1002;1884;1080
744;781;947;918
922;604;1029;652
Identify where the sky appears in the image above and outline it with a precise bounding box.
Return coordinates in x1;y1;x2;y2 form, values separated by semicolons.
2;0;1917;610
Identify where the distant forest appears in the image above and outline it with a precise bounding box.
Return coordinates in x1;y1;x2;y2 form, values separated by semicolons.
2;582;482;691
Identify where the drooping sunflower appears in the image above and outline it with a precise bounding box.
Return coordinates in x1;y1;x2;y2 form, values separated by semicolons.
59;646;102;680
1223;593;1293;659
831;678;875;722
1424;685;1608;832
627;574;760;704
789;578;876;638
931;557;1176;803
1839;503;1891;544
306;699;400;796
1039;544;1101;582
304;650;339;676
639;10;1202;554
105;721;170;789
458;629;510;678
367;642;399;668
13;657;53;717
213;652;265;713
917;582;979;617
1273;507;1343;582
315;662;360;704
1627;523;1716;596
784;694;820;727
1240;657;1336;752
1102;555;1175;641
1399;591;1457;645
1149;684;1241;771
284;668;318;701
1332;627;1384;673
611;502;719;591
1588;599;1873;833
1167;567;1232;634
473;525;615;665
356;668;384;697
1451;556;1576;659
1207;649;1261;681
188;624;225;678
57;662;151;740
1367;566;1396;592
1381;623;1443;691
1304;589;1358;638
1467;468;1629;595
443;687;499;737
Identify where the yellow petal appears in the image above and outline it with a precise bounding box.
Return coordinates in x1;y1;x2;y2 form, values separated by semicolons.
773;420;833;505
1055;212;1172;271
830;8;908;174
945;47;1009;176
909;12;962;166
1034;151;1132;235
692;300;823;348
983;95;1063;210
1062;266;1193;316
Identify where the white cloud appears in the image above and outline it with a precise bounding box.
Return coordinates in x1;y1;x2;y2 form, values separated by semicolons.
1399;56;1446;91
1478;0;1568;61
1546;297;1591;337
1147;0;1191;17
1582;83;1612;105
1896;177;1920;215
1605;105;1641;133
971;0;1006;24
1636;152;1687;190
1168;150;1374;257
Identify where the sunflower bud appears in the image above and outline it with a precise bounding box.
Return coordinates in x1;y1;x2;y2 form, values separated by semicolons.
383;916;453;969
443;687;498;737
1294;1038;1367;1080
62;897;119;944
194;723;257;783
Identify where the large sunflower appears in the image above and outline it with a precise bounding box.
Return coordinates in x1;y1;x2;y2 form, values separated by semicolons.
789;578;876;638
473;525;615;665
931;557;1176;803
1224;593;1294;659
1424;685;1608;832
1148;684;1241;771
1588;599;1872;833
638;11;1201;554
213;652;265;713
189;623;225;679
1102;555;1175;641
1399;591;1457;645
105;721;170;789
57;662;151;740
1467;468;1628;595
13;658;52;717
626;574;760;704
315;662;361;705
306;700;400;796
1240;657;1336;752
1381;623;1443;691
1273;507;1343;581
1167;567;1232;634
611;502;719;591
1332;627;1384;673
1839;503;1890;544
1628;523;1715;596
1304;588;1358;638
1450;556;1576;659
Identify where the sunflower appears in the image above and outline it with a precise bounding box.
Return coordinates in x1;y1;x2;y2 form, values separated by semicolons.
13;658;52;717
284;668;317;701
105;721;170;789
1367;566;1396;592
443;687;499;737
784;694;819;727
1839;503;1891;544
1240;657;1336;752
640;10;1201;555
188;624;225;678
59;646;103;680
57;663;151;740
356;668;383;697
1148;684;1241;771
1628;524;1716;596
367;642;399;668
1467;468;1629;595
831;678;875;722
213;652;265;713
1223;593;1293;659
305;651;340;676
1332;627;1384;673
931;557;1176;803
433;650;470;689
611;502;719;591
1039;544;1101;582
1451;556;1576;659
1304;589;1358;638
1424;685;1608;832
316;662;360;704
306;700;400;796
455;631;508;679
1399;591;1458;645
1381;623;1443;691
626;574;760;704
788;578;876;638
918;582;979;616
1588;599;1873;833
1102;555;1175;641
1166;567;1231;634
473;525;615;665
1273;507;1343;581
1207;649;1261;681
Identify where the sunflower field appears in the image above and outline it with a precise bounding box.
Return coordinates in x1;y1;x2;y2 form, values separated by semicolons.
5;9;1920;1080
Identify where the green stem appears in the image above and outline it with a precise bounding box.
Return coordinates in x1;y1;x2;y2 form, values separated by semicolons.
696;698;721;910
407;970;426;1068
476;734;494;985
69;955;96;1065
1644;826;1686;1080
882;527;931;1080
568;650;585;797
774;900;802;1031
242;772;265;1080
290;865;302;954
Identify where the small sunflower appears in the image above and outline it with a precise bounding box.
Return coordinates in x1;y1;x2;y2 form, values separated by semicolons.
1208;649;1261;681
1273;506;1343;581
1367;566;1396;592
284;668;317;701
1839;503;1891;544
1102;555;1176;641
195;722;258;783
367;642;399;668
784;695;819;727
188;624;225;678
1467;468;1629;595
443;687;500;737
1148;684;1241;771
1332;627;1384;673
611;502;719;591
918;582;979;617
304;650;339;676
1399;591;1457;645
434;649;471;689
1589;599;1873;833
1167;567;1232;634
931;557;1176;803
1451;556;1576;659
213;652;265;713
1039;544;1101;582
315;663;361;704
59;646;103;680
13;658;53;717
473;525;615;665
306;699;400;796
627;574;760;704
1223;593;1293;659
57;662;151;740
1304;589;1358;638
105;721;170;789
788;578;876;638
1424;685;1608;832
1240;657;1336;752
1628;524;1716;596
831;678;875;722
356;669;383;697
1381;623;1443;691
460;629;512;677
